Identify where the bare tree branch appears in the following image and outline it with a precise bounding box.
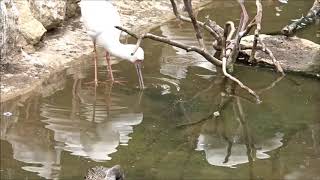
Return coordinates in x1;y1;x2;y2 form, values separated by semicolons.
116;0;284;103
226;0;250;66
115;26;222;66
257;45;284;74
183;0;206;49
169;0;223;44
240;43;284;74
249;0;262;62
222;56;261;102
238;0;249;34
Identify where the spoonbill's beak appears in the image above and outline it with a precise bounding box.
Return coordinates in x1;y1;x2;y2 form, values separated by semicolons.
134;60;145;90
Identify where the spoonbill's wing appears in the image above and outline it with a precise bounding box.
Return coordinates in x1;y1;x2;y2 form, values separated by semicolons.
79;0;121;39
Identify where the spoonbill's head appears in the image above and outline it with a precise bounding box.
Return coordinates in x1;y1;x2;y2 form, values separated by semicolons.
128;47;144;63
128;46;145;90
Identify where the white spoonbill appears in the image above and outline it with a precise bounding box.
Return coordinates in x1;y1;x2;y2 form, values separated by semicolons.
79;0;145;89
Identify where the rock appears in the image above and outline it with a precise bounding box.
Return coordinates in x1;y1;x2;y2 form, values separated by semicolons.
29;0;67;30
0;0;20;63
1;0;80;63
14;0;46;45
241;34;320;77
1;0;212;103
66;0;81;18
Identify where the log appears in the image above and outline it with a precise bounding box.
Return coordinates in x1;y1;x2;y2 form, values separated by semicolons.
282;0;320;36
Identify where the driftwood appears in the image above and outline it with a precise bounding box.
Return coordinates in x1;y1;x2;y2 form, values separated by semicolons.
117;0;285;102
282;0;320;36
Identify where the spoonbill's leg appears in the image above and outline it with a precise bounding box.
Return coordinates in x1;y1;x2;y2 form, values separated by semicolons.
105;51;126;85
93;40;98;86
105;51;115;81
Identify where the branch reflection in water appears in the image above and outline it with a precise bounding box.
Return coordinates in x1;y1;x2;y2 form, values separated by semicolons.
176;77;287;173
159;22;216;80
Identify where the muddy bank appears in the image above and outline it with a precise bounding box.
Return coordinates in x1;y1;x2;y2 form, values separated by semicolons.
0;0;210;103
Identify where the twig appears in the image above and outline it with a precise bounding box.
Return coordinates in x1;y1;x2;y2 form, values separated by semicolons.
226;22;236;41
227;0;249;65
240;44;285;74
257;44;284;75
222;57;261;102
183;0;206;49
131;34;145;55
238;0;249;33
249;0;262;62
238;0;284;75
241;17;256;38
169;0;223;44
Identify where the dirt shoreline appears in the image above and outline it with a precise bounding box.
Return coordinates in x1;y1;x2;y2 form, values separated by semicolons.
0;0;210;103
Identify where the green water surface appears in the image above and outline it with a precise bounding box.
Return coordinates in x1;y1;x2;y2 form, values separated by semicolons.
1;0;319;179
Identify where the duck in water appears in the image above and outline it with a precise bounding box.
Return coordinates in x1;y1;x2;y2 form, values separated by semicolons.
85;165;124;180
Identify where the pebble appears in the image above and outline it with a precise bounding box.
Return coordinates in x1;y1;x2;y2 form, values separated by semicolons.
213;111;220;117
3;112;13;117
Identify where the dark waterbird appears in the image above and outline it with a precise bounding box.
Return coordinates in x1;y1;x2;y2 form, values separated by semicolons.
85;165;124;180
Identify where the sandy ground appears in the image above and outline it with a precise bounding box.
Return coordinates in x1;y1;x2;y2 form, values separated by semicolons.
0;0;210;103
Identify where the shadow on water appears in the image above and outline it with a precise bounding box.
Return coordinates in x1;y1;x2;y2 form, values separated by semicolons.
1;0;320;179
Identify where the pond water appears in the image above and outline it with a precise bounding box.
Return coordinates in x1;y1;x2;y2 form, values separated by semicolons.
1;0;320;179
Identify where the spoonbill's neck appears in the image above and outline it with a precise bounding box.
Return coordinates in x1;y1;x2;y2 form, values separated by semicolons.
109;43;138;61
96;32;144;62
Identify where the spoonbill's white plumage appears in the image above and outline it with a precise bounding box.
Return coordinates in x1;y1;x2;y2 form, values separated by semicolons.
79;0;145;89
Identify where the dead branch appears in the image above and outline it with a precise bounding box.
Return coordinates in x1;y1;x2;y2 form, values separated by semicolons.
238;0;249;34
227;0;249;66
215;13;261;102
169;0;223;44
116;0;287;102
242;19;257;38
249;0;262;62
240;43;284;74
282;0;320;36
257;45;284;74
222;56;261;102
116;26;222;66
238;0;284;74
183;0;206;49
